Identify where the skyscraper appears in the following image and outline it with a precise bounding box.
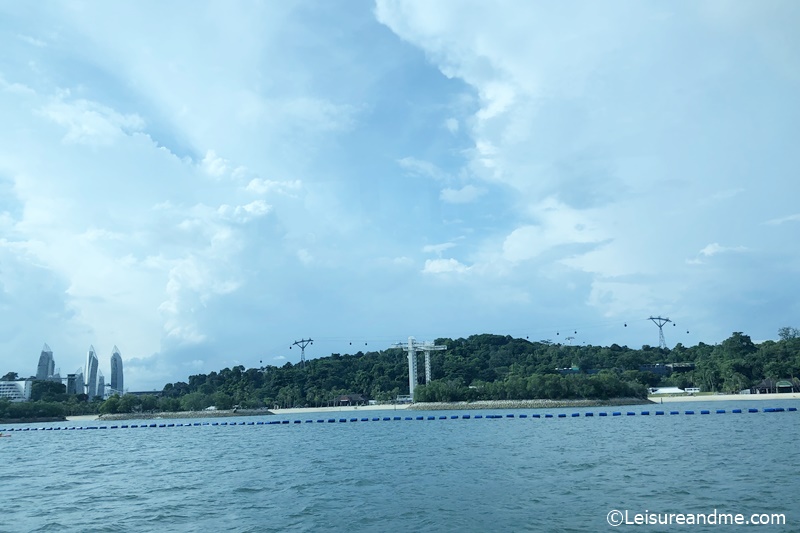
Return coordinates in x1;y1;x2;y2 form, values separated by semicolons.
74;369;84;396
97;371;105;400
85;346;99;398
110;346;124;394
36;343;55;380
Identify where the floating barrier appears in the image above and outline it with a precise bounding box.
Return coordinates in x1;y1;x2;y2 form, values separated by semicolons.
2;407;796;433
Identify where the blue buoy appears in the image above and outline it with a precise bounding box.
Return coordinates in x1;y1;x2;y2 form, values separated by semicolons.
640;411;649;416
305;420;312;423
506;414;514;418
394;416;402;420
558;414;566;418
599;412;607;417
451;415;459;419
166;424;173;427
384;417;392;421
626;412;635;416
532;414;540;418
685;411;695;415
149;424;157;428
788;407;797;412
338;419;347;423
474;415;483;419
416;416;424;421
612;412;621;416
585;412;593;417
716;409;725;414
670;411;679;415
545;414;553;418
293;420;301;424
131;424;138;428
317;420;325;423
373;417;381;421
519;414;527;418
571;413;579;417
700;410;710;415
655;411;664;416
732;409;742;413
748;408;758;413
439;416;447;420
328;419;336;423
350;418;358;422
405;417;412;420
462;415;470;419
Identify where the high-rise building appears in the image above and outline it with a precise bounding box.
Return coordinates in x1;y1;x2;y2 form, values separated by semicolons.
85;346;99;398
36;343;55;380
74;370;84;396
97;372;105;400
66;374;78;395
110;346;124;394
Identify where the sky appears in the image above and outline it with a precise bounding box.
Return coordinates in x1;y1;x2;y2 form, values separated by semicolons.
1;1;798;391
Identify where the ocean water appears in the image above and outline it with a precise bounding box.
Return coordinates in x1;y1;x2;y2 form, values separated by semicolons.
1;401;798;532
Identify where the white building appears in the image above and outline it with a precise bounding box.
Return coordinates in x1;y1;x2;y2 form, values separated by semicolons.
0;380;32;402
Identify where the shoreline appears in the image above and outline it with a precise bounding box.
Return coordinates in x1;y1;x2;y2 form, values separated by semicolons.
409;397;651;411
97;409;273;421
649;392;800;403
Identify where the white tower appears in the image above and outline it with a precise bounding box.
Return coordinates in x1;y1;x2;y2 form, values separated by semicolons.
395;337;447;399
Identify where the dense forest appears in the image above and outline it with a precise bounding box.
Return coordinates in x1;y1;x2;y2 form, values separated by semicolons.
2;327;799;419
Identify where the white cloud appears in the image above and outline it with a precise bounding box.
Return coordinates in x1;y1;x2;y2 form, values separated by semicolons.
765;213;800;226
246;178;303;195
201;150;229;177
699;243;747;257
38;96;144;146
440;184;486;204
422;242;455;255
398;156;447;181
217;200;272;223
422;258;469;274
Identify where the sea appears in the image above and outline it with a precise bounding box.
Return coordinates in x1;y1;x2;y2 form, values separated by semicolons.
1;401;798;533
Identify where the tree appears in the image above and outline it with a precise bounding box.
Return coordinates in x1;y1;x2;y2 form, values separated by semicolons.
1;372;18;381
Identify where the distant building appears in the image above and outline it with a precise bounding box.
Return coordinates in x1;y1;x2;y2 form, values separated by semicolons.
110;346;124;394
36;343;55;380
74;370;84;396
97;372;105;400
639;364;671;376
0;380;32;402
66;374;78;395
335;394;365;406
85;346;99;398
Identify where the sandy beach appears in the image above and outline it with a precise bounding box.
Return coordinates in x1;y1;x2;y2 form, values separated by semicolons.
649;392;800;403
65;414;100;422
270;404;410;415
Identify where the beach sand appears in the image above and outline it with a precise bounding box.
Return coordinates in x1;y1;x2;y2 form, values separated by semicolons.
270;404;411;415
65;414;100;422
649;392;800;403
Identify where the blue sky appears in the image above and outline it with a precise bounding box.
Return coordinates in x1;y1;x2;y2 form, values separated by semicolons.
1;1;798;391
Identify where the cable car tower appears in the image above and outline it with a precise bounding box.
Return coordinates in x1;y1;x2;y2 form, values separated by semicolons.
648;316;671;349
291;338;313;369
394;337;447;399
